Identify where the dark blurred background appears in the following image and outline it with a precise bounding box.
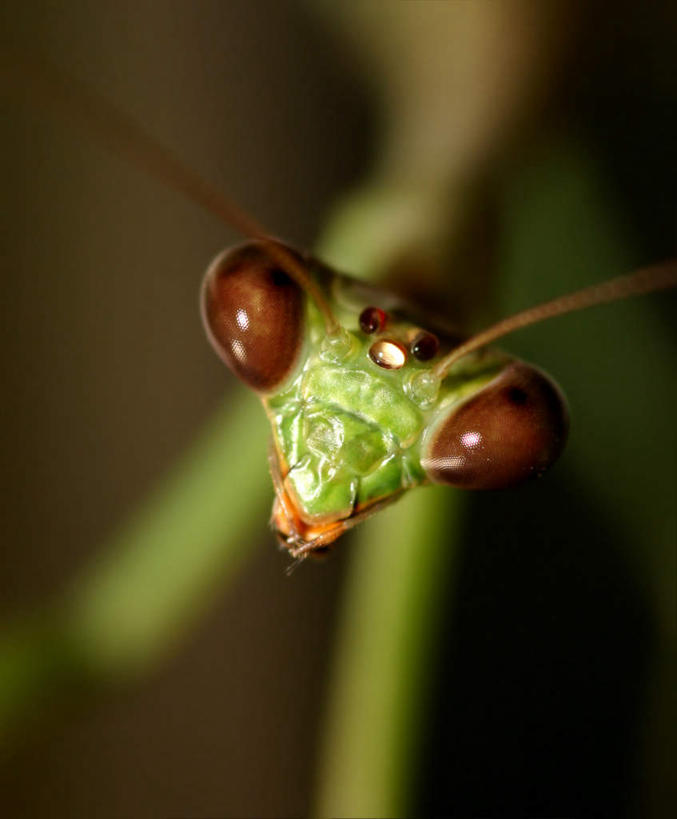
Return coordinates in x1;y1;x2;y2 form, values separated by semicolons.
2;1;675;816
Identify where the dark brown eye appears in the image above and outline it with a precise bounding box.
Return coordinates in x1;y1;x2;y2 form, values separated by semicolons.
421;362;569;490
411;331;439;361
359;306;387;334
201;241;305;392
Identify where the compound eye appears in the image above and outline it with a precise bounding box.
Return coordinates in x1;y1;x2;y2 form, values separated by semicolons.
201;241;305;392
359;306;387;334
411;331;439;361
421;362;569;490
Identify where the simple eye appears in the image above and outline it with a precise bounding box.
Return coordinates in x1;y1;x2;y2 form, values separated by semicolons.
359;306;387;334
201;241;305;392
411;331;439;361
369;338;407;370
421;362;569;490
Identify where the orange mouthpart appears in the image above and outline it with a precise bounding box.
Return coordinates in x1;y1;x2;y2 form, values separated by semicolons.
270;486;348;558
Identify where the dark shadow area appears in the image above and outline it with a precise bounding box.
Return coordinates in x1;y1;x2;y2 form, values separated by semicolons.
567;0;677;262
417;471;654;817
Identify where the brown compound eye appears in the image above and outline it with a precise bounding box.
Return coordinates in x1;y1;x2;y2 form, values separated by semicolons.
359;306;387;334
421;362;569;490
411;331;439;361
201;241;305;392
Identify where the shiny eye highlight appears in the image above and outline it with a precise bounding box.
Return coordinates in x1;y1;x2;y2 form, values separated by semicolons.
359;306;387;334
369;339;407;370
411;331;439;361
201;241;305;392
421;362;569;489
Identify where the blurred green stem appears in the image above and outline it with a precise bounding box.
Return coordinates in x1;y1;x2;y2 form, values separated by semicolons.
314;487;457;817
0;392;269;741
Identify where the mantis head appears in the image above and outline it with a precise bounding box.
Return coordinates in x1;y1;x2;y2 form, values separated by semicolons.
201;240;569;559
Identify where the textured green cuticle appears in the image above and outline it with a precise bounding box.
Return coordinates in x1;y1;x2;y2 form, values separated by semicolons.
301;365;422;446
264;316;431;520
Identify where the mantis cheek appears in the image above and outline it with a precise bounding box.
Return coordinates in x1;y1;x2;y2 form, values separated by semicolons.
421;362;569;490
200;241;305;392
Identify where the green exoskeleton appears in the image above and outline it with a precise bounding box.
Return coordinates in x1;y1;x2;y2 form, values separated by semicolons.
201;240;676;559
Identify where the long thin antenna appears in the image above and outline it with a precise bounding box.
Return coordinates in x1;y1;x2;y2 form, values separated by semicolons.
433;260;677;379
2;48;339;335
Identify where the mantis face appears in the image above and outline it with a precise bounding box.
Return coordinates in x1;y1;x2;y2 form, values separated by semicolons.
202;241;569;559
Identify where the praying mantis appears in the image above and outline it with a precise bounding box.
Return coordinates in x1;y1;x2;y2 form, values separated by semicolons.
3;11;676;816
6;44;676;566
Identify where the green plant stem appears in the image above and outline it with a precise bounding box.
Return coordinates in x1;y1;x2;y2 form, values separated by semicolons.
314;486;458;817
0;392;269;739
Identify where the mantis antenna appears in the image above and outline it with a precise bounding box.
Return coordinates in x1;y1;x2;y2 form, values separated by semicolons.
433;260;677;380
2;48;340;335
5;50;674;356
